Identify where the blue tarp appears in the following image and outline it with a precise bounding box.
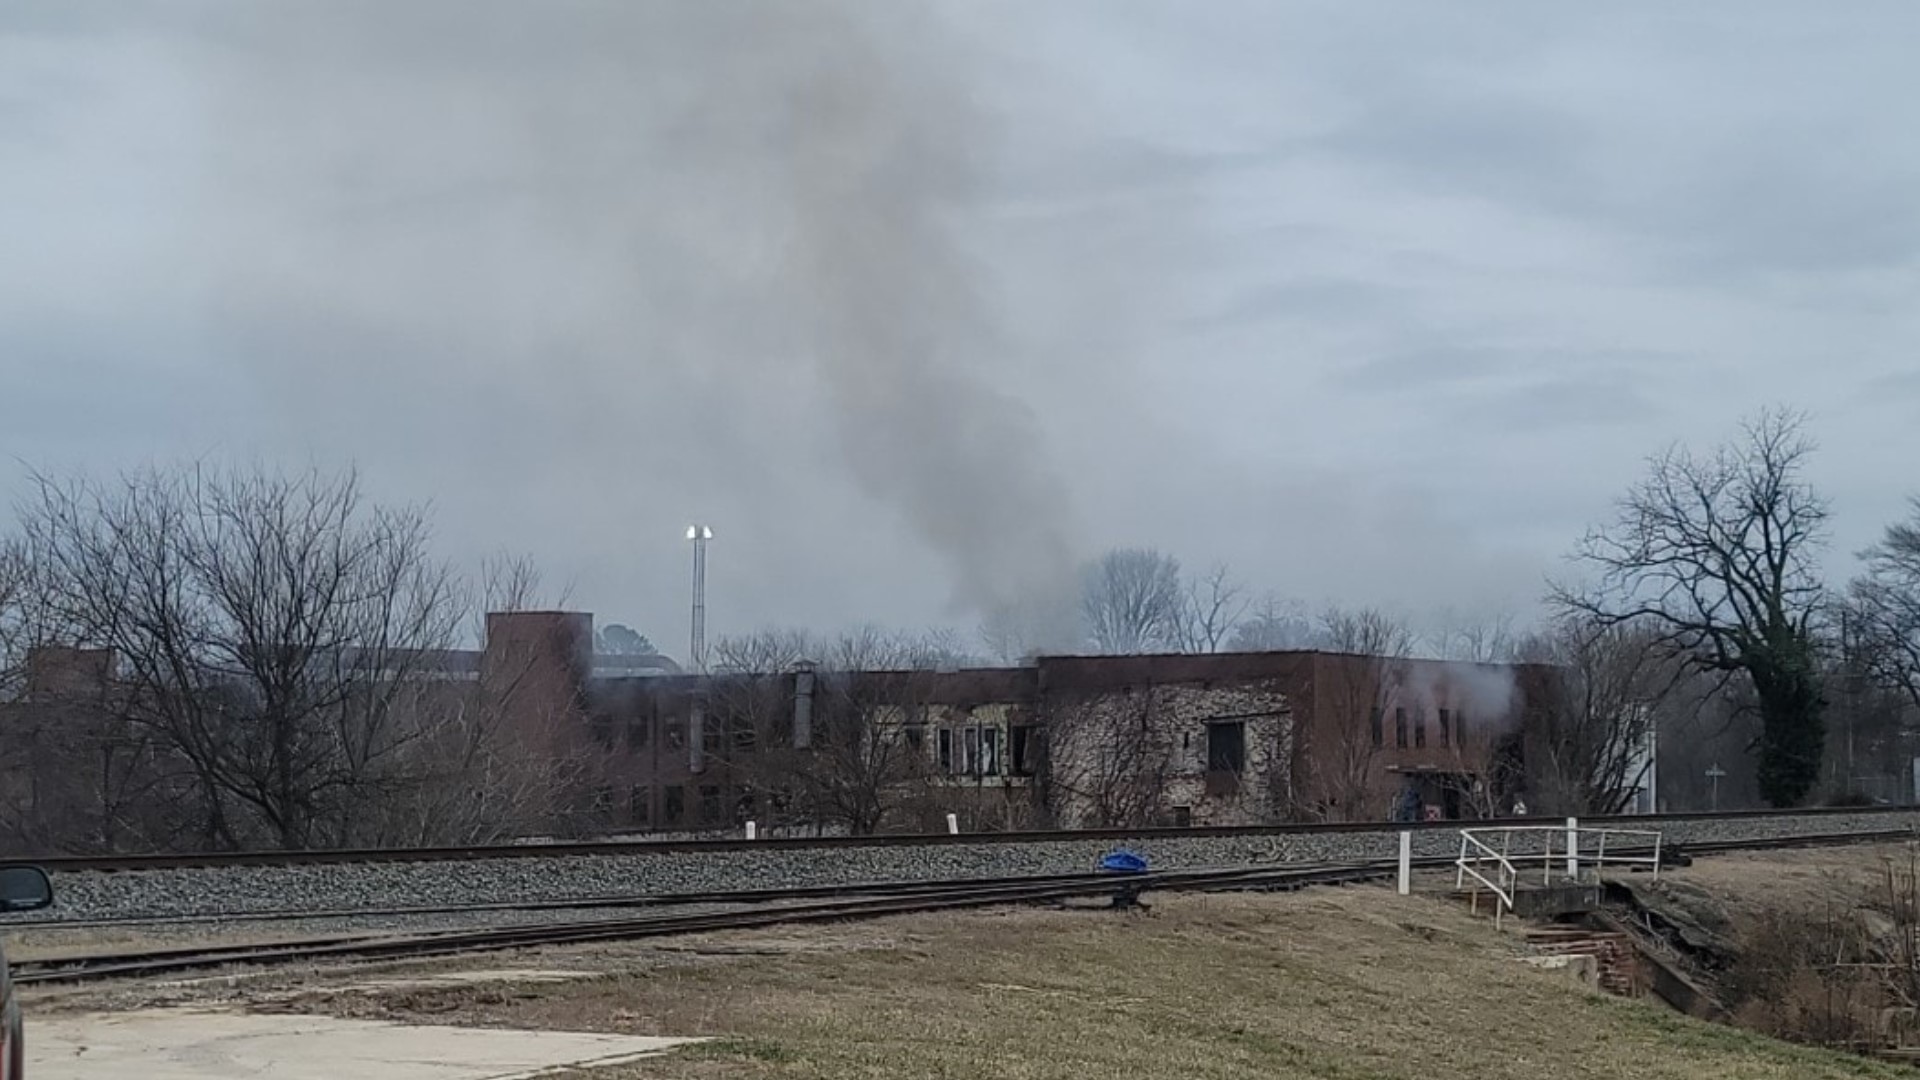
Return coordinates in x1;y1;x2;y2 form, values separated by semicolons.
1099;849;1149;874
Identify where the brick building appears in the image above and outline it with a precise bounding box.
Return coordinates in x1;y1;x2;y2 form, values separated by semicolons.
3;611;1549;844
483;616;1547;833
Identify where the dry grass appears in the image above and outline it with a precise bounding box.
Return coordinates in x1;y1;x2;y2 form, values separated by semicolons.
274;887;1899;1080
1651;843;1916;918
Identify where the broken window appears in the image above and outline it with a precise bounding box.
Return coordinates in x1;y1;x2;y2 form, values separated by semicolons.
980;728;1001;776
1369;706;1383;749
1206;721;1246;774
963;726;979;776
1456;711;1467;745
630;786;650;826
590;785;614;814
590;718;615;750
938;727;954;774
664;785;685;825
1171;805;1193;828
1414;709;1426;749
1438;708;1451;749
1010;725;1037;776
665;720;686;750
699;785;722;823
625;718;650;752
902;724;925;754
1394;707;1408;749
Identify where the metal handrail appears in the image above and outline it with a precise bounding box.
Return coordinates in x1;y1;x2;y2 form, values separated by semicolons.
1454;829;1519;926
1453;822;1663;927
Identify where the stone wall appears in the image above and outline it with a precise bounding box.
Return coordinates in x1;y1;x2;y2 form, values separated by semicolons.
1045;680;1293;827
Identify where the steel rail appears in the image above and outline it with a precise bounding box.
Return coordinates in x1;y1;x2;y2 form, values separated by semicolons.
10;861;1401;985
11;826;1911;986
13;804;1915;873
0;869;1134;931
8;827;1913;931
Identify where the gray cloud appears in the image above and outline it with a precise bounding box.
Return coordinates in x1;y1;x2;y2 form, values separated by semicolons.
3;1;1918;649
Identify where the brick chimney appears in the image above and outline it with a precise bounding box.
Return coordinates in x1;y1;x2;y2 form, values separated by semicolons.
25;646;115;704
482;611;595;744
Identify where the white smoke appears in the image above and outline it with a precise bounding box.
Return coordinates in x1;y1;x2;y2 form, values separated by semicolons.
1401;660;1521;733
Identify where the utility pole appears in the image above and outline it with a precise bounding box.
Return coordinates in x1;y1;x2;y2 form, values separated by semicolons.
686;525;712;674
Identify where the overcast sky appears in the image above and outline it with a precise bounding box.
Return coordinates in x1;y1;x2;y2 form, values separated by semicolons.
4;2;1917;655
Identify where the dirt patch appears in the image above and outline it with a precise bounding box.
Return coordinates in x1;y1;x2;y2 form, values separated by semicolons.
25;1009;697;1080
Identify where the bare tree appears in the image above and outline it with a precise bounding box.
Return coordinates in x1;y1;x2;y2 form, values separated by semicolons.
1322;606;1416;658
795;668;941;834
1081;548;1182;655
711;626;946;835
1554;409;1830;807
975;593;1077;665
1175;563;1249;654
20;465;469;849
0;535;208;853
976;605;1034;665
1518;616;1689;816
1227;593;1324;652
1852;498;1920;713
1306;607;1415;821
1432;611;1520;664
1044;687;1174;828
1816;605;1914;803
0;540;41;698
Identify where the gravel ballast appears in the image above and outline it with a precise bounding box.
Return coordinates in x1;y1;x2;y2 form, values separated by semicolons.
12;810;1917;924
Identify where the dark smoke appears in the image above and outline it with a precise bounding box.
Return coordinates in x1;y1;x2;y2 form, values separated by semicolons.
693;6;1085;642
190;2;1087;640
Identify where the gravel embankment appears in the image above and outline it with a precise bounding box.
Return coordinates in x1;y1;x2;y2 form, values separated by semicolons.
11;810;1916;924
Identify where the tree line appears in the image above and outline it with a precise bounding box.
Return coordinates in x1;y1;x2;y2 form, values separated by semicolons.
1069;409;1920;813
0;466;585;853
5;407;1914;852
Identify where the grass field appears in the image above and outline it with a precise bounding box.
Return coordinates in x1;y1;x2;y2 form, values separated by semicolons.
292;885;1902;1080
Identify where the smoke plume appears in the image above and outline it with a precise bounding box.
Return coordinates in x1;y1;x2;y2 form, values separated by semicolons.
750;7;1084;641
186;3;1087;640
1403;660;1521;733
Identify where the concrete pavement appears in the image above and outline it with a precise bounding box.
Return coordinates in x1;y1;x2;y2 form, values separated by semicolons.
27;1009;698;1079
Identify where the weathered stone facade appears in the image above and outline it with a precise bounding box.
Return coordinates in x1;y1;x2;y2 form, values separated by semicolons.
1044;679;1294;828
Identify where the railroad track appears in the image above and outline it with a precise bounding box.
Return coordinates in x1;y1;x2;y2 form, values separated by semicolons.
24;824;1906;934
0;869;1172;931
9;861;1405;985
13;804;1915;873
11;825;1913;986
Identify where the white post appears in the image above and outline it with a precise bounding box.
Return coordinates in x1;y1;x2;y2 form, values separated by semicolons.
1645;719;1658;814
946;813;960;835
1398;831;1413;896
745;820;758;841
1564;816;1579;881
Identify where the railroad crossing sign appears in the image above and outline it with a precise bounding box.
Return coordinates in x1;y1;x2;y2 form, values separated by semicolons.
1705;764;1727;811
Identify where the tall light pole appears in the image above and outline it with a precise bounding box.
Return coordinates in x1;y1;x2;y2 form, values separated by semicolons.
686;525;712;674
